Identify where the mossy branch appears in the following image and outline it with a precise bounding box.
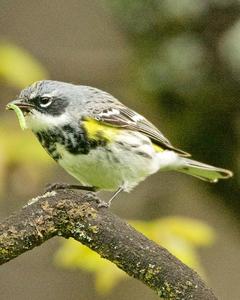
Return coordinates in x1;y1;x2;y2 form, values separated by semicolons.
0;190;217;299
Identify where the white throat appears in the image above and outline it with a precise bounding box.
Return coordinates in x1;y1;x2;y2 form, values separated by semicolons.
25;110;71;131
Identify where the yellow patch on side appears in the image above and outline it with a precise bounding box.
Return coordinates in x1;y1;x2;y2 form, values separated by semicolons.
83;118;119;142
153;144;164;153
84;118;165;152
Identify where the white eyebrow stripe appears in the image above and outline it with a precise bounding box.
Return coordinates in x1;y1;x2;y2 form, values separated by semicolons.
29;91;58;100
42;92;57;98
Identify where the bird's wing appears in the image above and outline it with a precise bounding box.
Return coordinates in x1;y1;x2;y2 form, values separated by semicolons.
88;105;190;157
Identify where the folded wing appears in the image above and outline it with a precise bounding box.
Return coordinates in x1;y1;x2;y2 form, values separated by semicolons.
89;104;190;157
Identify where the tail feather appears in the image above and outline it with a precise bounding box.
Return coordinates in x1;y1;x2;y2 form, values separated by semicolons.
178;158;233;183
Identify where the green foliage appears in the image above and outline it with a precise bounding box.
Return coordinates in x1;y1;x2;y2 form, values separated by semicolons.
0;119;52;194
107;0;239;210
0;120;50;165
0;41;47;88
55;217;214;295
0;42;49;194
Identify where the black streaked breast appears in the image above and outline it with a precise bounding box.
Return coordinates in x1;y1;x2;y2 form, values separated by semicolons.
34;125;92;161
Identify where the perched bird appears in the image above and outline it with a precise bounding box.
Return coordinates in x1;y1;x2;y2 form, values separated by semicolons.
7;80;233;205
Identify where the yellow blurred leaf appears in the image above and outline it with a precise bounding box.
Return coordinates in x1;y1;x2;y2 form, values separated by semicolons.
0;117;53;194
54;239;125;294
0;41;48;88
55;217;215;295
0;41;49;193
151;217;215;246
0;118;51;165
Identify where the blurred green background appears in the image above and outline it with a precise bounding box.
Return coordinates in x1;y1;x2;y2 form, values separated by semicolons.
0;1;239;299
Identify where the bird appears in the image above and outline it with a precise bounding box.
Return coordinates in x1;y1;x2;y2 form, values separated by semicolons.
7;80;233;206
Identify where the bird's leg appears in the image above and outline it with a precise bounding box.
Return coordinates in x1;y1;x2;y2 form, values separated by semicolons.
98;186;124;208
45;183;97;193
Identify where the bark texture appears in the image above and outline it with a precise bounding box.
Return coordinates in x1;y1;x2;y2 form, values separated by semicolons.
0;190;217;299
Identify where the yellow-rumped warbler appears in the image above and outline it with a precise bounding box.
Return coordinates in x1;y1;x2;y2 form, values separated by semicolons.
7;80;233;205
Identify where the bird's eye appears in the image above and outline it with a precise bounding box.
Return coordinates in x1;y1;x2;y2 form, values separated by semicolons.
39;97;52;108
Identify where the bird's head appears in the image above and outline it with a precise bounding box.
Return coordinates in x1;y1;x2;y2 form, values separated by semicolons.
7;80;81;132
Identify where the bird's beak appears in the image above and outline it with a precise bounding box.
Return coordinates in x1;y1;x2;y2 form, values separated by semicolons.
6;99;34;112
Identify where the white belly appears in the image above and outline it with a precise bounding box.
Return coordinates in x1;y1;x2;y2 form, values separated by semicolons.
56;141;159;192
55;129;181;192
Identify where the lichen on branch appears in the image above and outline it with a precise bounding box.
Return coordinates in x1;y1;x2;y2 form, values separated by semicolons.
0;190;217;300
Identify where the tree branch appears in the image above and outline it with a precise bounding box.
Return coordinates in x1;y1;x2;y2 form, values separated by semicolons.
0;190;217;299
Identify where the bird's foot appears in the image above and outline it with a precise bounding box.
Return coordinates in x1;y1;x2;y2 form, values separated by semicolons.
45;183;70;192
97;187;124;208
45;183;97;193
84;191;99;201
97;200;110;208
84;192;108;208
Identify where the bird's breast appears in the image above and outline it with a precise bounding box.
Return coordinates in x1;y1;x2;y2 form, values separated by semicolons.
34;125;96;160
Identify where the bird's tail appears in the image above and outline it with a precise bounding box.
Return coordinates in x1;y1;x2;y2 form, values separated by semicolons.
178;157;233;182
